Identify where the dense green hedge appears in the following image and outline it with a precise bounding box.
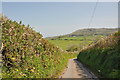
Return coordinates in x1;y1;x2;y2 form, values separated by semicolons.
77;31;120;78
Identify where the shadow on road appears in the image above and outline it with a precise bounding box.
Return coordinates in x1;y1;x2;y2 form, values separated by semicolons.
73;59;99;80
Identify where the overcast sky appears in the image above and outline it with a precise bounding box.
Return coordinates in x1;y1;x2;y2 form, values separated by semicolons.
1;2;118;37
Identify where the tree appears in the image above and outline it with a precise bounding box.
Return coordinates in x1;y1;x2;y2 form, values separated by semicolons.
19;21;22;24
27;24;30;27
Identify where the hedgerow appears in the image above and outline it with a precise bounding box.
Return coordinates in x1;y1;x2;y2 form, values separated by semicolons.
77;31;120;78
1;18;77;78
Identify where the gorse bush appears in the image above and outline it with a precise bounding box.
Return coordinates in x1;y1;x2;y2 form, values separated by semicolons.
66;44;80;52
1;17;77;78
77;31;120;78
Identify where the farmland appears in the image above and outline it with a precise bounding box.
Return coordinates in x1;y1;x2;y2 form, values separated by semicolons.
47;35;105;51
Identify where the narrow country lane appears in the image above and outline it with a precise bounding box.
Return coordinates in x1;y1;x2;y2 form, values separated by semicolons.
60;59;98;79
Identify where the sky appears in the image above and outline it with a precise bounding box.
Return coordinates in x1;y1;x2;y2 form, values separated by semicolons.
1;2;118;37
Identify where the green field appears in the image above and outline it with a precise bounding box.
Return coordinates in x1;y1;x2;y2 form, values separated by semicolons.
59;35;104;40
47;35;104;51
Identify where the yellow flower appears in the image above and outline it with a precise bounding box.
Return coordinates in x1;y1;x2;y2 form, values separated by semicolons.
16;69;19;71
12;57;15;59
30;69;34;72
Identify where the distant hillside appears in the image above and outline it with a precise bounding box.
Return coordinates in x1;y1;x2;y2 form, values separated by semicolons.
1;16;76;78
47;28;118;39
77;31;120;78
68;28;118;37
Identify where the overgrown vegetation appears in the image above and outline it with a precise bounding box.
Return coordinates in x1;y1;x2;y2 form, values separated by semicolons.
77;31;120;78
1;17;77;78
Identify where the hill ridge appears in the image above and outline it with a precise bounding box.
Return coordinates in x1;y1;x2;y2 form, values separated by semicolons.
46;28;118;39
